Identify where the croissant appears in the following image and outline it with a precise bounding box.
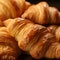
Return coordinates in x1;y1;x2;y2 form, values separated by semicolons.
47;25;60;42
45;42;60;58
4;18;56;59
25;1;31;10
21;2;60;25
0;27;20;60
0;0;31;26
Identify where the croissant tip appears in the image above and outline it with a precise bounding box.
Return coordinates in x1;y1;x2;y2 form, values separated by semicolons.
25;1;31;9
3;19;12;27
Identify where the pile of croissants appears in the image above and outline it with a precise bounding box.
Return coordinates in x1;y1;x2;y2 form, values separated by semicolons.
0;0;60;60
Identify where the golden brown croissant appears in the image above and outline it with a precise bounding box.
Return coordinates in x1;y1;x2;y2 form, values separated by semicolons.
25;1;31;10
47;25;60;42
0;27;20;60
0;0;31;26
45;42;60;58
21;2;60;25
4;18;56;59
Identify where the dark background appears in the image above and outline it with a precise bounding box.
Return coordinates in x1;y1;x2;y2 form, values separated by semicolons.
26;0;60;11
